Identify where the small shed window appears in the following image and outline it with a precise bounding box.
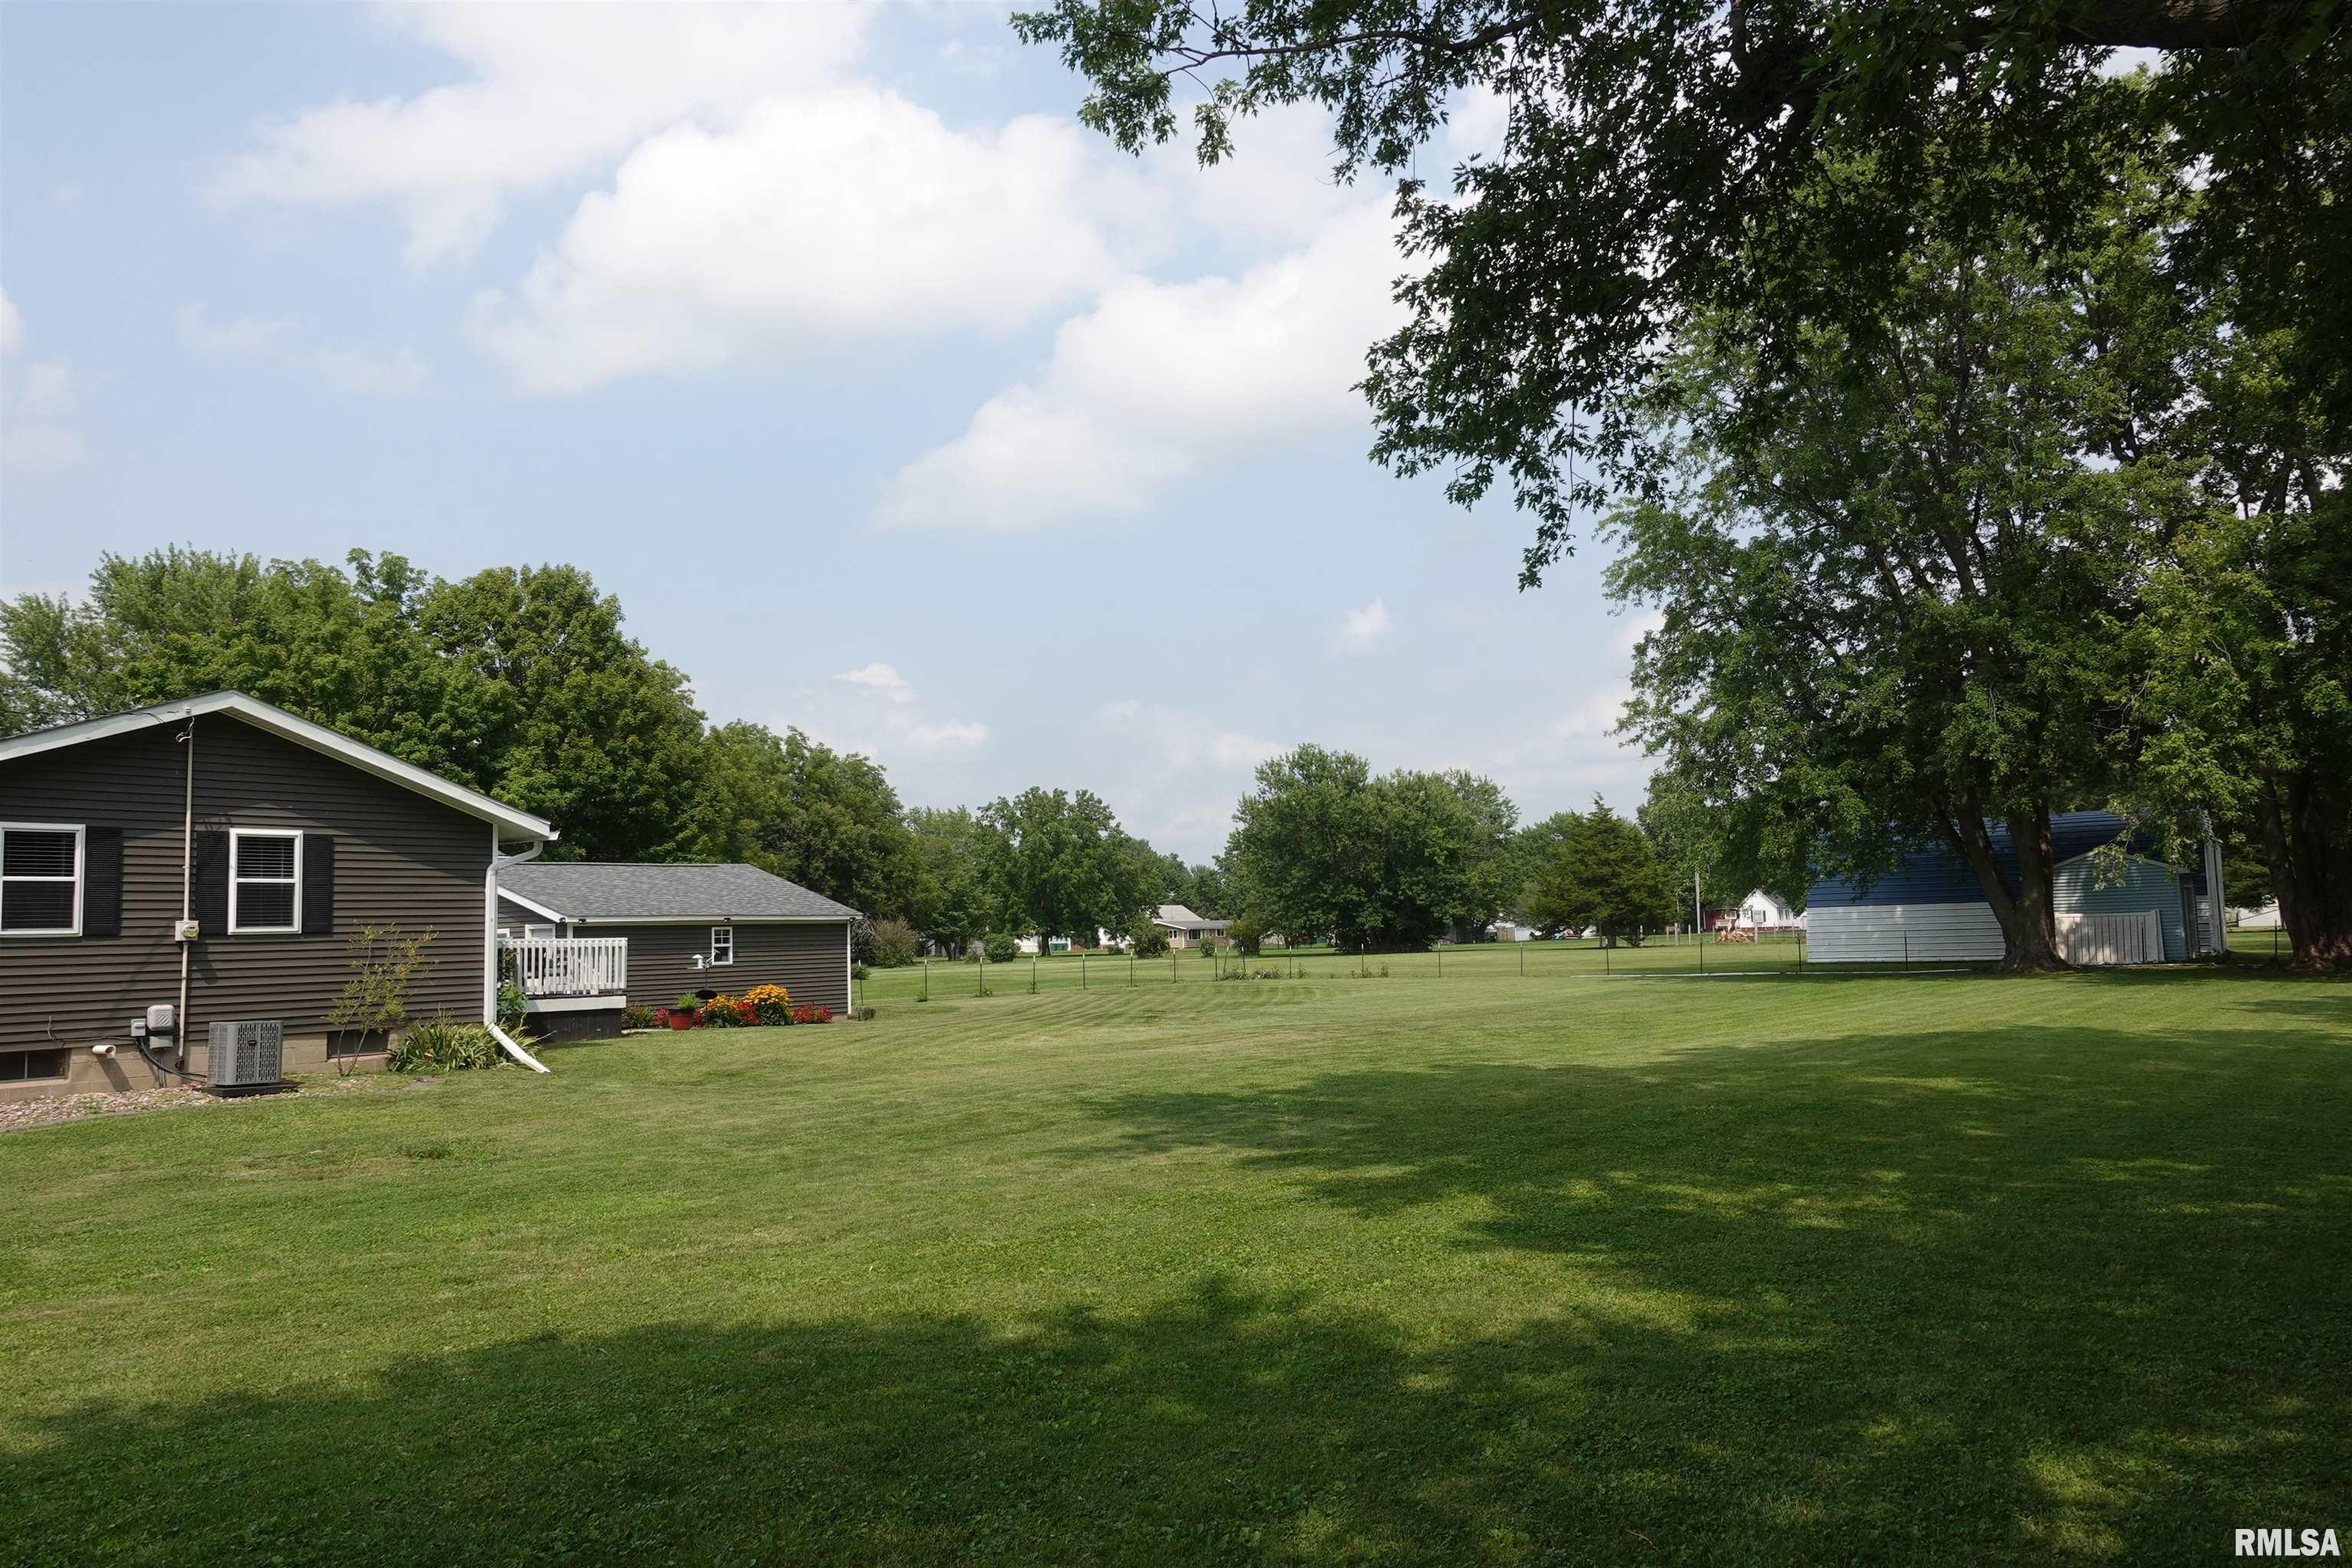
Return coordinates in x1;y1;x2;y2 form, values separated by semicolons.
229;830;302;934
710;926;734;966
524;923;559;942
0;824;83;936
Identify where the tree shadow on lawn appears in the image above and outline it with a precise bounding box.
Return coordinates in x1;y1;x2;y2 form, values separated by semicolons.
11;1025;2346;1566
1060;1021;2351;1560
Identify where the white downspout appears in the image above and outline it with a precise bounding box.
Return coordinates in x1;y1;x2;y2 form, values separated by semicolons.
485;827;551;1073
176;717;197;1067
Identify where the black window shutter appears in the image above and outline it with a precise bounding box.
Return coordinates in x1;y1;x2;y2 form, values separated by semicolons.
191;830;229;937
302;834;335;935
83;827;124;938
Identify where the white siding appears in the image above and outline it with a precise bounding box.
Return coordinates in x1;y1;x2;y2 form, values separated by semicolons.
1805;902;2005;963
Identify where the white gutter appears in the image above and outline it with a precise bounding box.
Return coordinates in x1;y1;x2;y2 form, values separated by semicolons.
486;827;553;1073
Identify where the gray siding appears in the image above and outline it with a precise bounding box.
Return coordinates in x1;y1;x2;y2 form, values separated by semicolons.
586;920;850;1013
2052;855;2187;961
0;715;490;1054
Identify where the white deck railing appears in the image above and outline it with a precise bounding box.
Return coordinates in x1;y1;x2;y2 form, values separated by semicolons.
501;936;629;998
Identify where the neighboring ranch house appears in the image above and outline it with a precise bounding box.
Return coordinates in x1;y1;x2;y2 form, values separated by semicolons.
0;691;557;1100
496;861;857;1040
1152;903;1230;949
1805;812;2225;965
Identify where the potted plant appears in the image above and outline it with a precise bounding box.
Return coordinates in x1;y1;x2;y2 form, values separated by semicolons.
665;993;701;1030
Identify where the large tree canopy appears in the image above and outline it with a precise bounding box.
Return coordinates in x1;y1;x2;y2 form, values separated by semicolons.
1;551;684;863
1224;745;1517;949
1520;800;1680;945
684;722;917;920
1018;0;2346;579
1606;188;2190;969
977;786;1160;945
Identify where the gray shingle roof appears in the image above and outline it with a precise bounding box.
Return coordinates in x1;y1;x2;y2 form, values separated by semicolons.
498;862;861;923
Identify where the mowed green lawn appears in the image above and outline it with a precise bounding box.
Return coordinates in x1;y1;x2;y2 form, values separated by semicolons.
4;968;2346;1565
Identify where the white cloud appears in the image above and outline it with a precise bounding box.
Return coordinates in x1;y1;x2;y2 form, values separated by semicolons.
877;201;1404;531
178;303;296;359
310;345;427;398
1081;699;1277;854
833;662;916;703
906;720;989;751
472;88;1125;391
786;662;989;771
0;423;86;472
206;2;871;265
1328;597;1393;656
16;361;75;418
180;303;426;397
0;293;85;471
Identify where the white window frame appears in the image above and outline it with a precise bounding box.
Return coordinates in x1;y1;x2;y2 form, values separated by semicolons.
524;923;559;942
228;828;303;936
0;822;84;937
710;926;734;966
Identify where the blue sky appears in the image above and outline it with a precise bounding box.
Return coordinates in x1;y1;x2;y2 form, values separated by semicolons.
0;2;1655;861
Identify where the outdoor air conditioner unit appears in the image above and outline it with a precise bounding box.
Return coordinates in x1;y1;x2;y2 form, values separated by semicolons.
206;1019;288;1095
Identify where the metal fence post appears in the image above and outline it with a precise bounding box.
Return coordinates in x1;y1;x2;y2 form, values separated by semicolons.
1081;951;1087;989
1031;951;1039;994
921;958;929;1002
1604;939;1611;975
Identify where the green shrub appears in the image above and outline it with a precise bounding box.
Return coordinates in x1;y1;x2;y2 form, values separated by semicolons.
867;917;919;968
620;1005;657;1031
388;1017;506;1073
1228;913;1265;956
982;933;1017;965
495;980;529;1035
851;962;871;982
1128;914;1169;959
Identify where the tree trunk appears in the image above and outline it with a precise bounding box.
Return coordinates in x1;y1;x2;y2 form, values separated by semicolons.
1943;803;2068;972
2256;772;2352;972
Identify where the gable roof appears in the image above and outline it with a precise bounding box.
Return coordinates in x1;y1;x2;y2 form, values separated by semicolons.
1152;903;1227;929
497;861;861;923
0;691;557;840
1808;811;2203;908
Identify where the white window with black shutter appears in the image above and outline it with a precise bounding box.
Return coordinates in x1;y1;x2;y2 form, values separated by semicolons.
193;828;333;938
229;830;302;934
0;823;83;936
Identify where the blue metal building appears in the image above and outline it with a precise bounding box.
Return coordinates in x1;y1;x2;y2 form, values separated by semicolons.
1805;812;2223;965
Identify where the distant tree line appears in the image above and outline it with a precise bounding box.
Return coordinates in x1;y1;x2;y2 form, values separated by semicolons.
0;548;1232;956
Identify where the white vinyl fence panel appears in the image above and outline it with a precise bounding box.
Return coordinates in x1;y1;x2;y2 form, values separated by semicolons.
2054;910;2161;966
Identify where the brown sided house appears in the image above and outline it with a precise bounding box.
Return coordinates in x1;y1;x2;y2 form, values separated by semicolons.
0;691;559;1100
495;862;857;1039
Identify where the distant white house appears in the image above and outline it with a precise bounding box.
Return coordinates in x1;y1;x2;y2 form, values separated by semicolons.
1734;890;1804;929
2235;900;2282;930
1490;920;1537;942
1152;903;1230;949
